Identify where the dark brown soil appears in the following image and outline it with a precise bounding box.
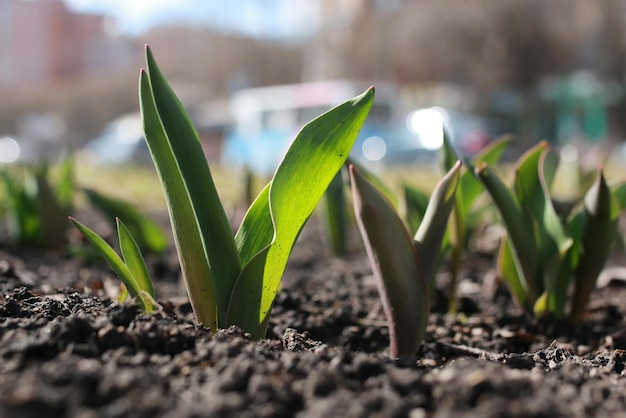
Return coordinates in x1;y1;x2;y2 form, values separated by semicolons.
2;220;626;417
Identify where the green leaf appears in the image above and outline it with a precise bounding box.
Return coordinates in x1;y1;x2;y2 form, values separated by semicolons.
414;160;462;286
83;188;167;254
144;46;241;323
497;237;527;309
69;217;145;307
570;168;619;322
350;164;428;358
514;143;572;314
544;245;576;318
440;129;458;173
140;67;218;329
117;217;155;306
228;87;375;338
475;161;540;304
321;169;348;256
234;184;273;267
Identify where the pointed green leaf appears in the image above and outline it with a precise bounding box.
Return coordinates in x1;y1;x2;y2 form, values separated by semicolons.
414;160;462;285
145;46;241;323
544;246;576;318
472;134;513;166
68;217;142;302
235;184;272;266
321;169;348;256
226;247;271;340
350;164;428;358
497;237;528;309
440;129;458;172
117;218;155;304
228;88;375;337
514;143;572;313
140;67;218;329
475;162;540;302
571;168;619;322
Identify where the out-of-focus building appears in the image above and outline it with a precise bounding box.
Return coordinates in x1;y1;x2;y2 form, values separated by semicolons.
0;0;135;93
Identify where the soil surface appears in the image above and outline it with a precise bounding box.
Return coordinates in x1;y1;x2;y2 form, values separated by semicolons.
2;218;626;417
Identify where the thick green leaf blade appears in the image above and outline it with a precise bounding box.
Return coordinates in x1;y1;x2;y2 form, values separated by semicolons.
68;217;142;301
414;160;462;285
145;46;241;323
235;184;272;266
440;129;458;173
571;168;619;322
83;188;167;254
514;143;572;314
544;246;575;318
497;237;527;309
228;88;375;337
475;162;540;303
350;165;428;358
226;247;271;340
117;218;155;305
139;68;218;329
321;169;348;256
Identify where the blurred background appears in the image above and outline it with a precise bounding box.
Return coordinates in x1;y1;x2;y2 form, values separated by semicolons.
1;0;626;172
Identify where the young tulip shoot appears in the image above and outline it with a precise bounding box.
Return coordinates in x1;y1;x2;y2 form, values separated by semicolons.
350;161;461;358
476;141;625;321
69;217;156;312
74;45;375;339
